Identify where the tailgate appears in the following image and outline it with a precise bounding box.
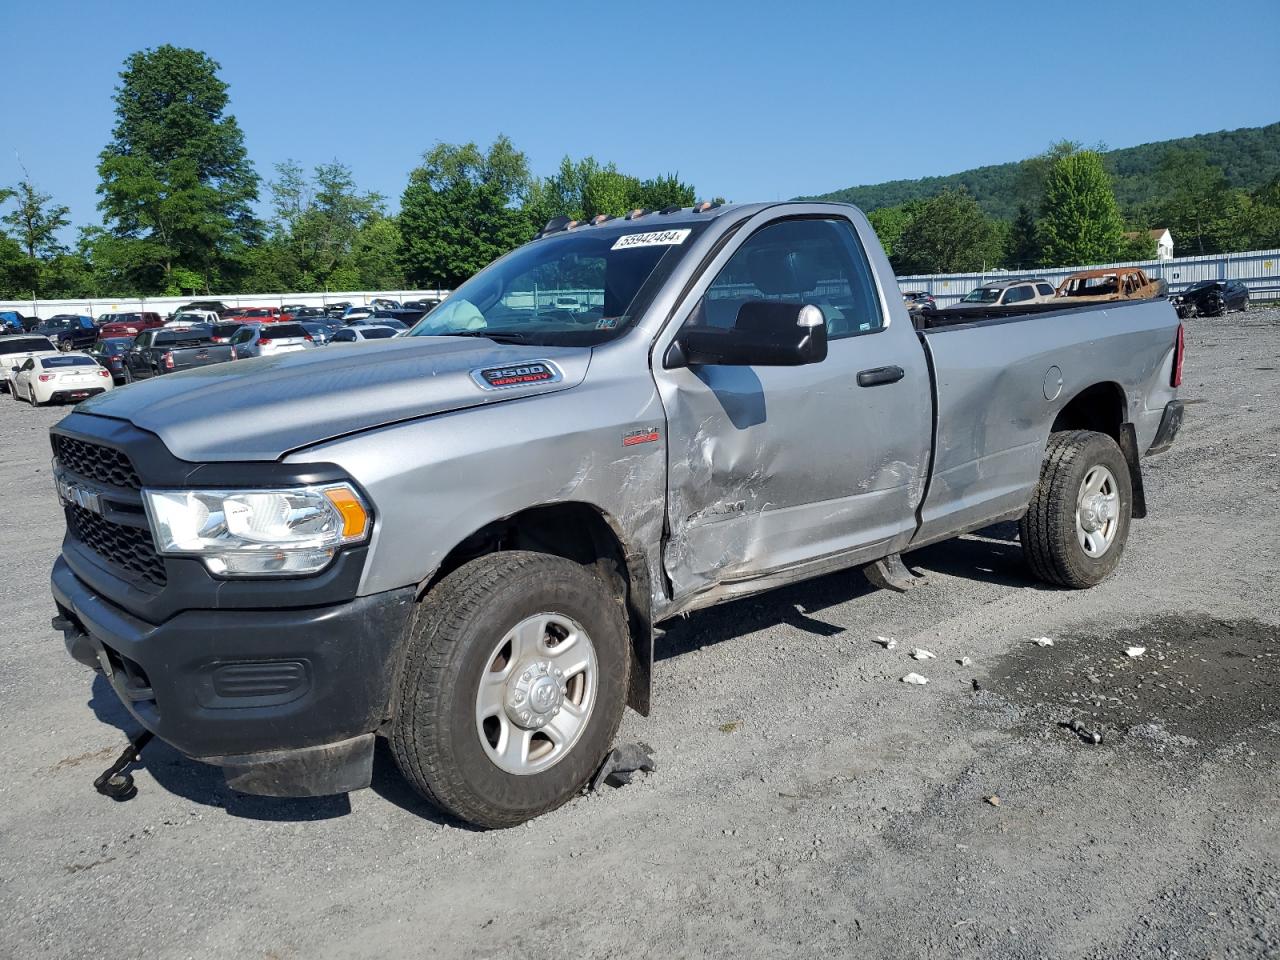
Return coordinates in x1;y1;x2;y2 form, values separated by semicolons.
172;345;233;369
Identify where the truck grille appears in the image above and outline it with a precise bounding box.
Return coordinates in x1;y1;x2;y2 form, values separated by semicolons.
65;505;167;587
51;436;141;490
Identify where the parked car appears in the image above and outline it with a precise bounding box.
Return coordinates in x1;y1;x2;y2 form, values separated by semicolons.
237;307;283;324
166;310;221;327
281;304;308;315
0;310;25;334
290;306;328;320
99;312;165;338
88;337;135;384
298;321;336;345
12;353;112;404
48;200;1185;828
403;298;442;312
1056;268;1166;302
946;279;1058;313
354;316;409;331
1172;279;1249;318
329;324;399;342
123;326;236;381
208;322;245;344
173;300;229;316
901;291;936;312
0;334;60;393
341;305;374;322
34;315;98;352
369;298;401;311
226;321;316;358
323;301;352;319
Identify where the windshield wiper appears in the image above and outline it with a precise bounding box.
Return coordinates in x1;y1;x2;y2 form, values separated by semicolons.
436;330;532;344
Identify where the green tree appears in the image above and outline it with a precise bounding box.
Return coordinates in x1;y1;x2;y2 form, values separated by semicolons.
1149;148;1246;255
1004;203;1040;268
1037;151;1125;266
266;159;384;285
866;203;916;260
97;45;260;293
399;136;533;288
632;174;696;211
892;191;1003;274
1;176;70;260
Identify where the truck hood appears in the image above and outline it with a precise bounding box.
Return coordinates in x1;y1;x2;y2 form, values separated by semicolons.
75;337;591;462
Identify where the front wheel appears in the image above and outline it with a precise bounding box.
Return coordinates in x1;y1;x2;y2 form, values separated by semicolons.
57;339;72;353
1020;430;1133;589
391;551;630;828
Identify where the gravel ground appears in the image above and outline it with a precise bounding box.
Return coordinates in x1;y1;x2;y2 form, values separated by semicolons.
2;309;1278;959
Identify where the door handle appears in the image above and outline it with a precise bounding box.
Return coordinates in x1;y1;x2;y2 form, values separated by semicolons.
856;365;905;387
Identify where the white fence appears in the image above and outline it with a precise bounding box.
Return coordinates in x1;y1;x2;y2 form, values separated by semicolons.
897;248;1280;306
0;289;451;321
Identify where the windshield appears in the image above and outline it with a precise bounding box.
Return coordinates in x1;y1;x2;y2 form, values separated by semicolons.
961;288;1002;303
407;223;708;347
1;337;55;355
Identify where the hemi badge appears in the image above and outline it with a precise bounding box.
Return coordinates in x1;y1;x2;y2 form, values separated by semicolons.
623;428;660;447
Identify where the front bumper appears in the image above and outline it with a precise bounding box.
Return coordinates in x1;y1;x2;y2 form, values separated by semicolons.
52;556;415;796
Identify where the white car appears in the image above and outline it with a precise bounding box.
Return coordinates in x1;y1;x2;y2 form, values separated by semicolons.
0;334;59;393
166;310;220;327
11;353;113;405
330;325;400;343
227;321;317;358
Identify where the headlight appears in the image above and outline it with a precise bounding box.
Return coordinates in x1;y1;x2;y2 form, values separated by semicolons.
142;483;371;577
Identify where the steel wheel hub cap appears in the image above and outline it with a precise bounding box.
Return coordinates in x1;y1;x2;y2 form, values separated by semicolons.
475;612;598;776
1075;465;1120;558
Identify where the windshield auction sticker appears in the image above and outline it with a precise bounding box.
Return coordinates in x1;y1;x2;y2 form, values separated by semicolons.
611;228;691;251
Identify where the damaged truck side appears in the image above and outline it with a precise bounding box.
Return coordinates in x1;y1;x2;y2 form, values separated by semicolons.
49;202;1185;827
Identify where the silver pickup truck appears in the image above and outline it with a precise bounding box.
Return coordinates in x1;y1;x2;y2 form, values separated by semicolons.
48;201;1185;827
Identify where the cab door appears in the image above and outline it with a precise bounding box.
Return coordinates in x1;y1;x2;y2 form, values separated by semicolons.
652;213;932;602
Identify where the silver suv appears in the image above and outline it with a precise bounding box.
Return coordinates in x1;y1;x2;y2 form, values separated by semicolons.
228;321;316;358
951;278;1057;310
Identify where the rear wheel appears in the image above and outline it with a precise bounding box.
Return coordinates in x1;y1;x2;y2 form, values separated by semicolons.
392;551;629;828
1020;430;1132;589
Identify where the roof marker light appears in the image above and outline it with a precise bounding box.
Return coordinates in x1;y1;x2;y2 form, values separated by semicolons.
625;208;649;220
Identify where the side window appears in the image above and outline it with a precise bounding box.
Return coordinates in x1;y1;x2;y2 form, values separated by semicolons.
692;218;883;340
1003;285;1034;305
1036;283;1055;297
334;330;355;342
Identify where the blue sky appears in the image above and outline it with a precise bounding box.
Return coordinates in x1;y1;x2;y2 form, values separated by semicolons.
2;0;1278;238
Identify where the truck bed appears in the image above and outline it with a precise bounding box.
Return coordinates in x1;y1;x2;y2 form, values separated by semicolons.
912;298;1181;546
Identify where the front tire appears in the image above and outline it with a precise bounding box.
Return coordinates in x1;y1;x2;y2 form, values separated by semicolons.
1020;430;1132;589
392;551;630;828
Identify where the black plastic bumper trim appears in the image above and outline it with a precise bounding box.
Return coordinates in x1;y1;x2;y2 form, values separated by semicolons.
53;556;415;762
1148;400;1185;455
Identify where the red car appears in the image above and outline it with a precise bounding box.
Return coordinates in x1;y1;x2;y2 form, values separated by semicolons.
98;312;164;338
235;307;284;324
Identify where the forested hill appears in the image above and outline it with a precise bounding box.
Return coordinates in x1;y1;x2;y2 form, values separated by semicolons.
803;122;1280;220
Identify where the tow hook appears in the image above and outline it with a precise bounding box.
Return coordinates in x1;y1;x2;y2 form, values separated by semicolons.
93;731;154;801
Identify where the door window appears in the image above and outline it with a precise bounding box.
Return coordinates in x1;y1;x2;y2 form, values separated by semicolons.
691;218;883;340
1036;283;1055;297
1003;285;1034;304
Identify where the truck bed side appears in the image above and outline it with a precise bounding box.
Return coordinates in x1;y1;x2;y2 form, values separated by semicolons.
912;299;1180;547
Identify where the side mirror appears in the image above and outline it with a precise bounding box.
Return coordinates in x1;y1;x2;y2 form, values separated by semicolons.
666;302;828;368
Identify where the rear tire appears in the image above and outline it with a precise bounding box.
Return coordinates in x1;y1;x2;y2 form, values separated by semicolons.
392;551;630;828
1020;430;1132;589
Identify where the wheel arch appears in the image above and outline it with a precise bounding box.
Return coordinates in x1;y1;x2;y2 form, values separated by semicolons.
1051;380;1127;442
415;501;655;716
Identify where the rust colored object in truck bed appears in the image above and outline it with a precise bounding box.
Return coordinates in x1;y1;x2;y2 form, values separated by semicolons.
1056;267;1167;302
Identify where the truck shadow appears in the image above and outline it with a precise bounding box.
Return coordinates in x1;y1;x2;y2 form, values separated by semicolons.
657;522;1038;660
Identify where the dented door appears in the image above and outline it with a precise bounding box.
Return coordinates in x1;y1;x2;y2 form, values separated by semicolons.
654;215;932;602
